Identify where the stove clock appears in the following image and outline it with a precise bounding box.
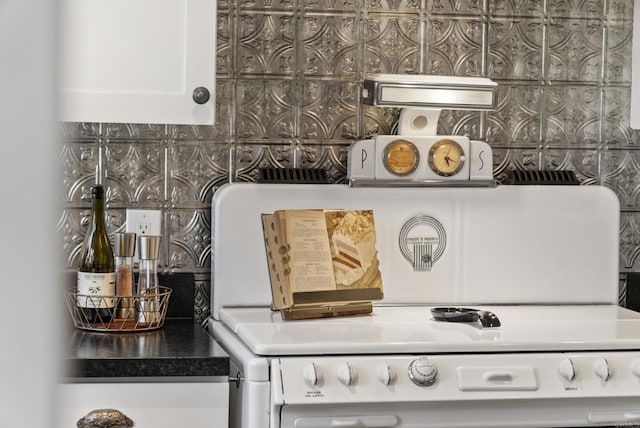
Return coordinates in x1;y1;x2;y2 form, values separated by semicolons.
428;139;465;177
348;74;497;186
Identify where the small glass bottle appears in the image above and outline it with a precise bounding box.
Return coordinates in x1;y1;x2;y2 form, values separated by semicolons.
136;235;161;325
115;232;136;320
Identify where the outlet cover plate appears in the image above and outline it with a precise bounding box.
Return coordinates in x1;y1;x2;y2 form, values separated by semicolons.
125;209;162;236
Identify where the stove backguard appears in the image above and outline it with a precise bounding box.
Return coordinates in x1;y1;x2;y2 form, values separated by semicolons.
211;183;619;318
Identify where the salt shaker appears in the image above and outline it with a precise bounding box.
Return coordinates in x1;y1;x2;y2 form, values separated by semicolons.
115;232;136;320
136;235;161;325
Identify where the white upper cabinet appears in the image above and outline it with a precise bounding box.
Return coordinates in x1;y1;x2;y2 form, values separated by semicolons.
58;0;216;125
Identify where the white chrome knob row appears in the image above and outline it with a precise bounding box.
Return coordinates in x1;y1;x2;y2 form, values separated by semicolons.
304;357;640;390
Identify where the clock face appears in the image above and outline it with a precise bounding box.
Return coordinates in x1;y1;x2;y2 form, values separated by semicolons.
383;139;420;176
428;139;465;177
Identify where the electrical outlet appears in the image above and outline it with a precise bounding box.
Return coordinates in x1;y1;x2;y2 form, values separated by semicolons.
125;209;162;236
125;209;162;264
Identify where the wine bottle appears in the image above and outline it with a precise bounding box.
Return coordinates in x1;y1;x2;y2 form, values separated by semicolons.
76;185;116;325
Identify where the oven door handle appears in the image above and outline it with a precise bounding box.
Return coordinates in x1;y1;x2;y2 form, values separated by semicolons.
588;410;640;424
293;415;400;428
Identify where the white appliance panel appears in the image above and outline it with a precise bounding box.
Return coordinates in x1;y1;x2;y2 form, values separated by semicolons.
212;183;619;317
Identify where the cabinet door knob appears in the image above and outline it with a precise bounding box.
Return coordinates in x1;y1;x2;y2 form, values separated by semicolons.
76;408;134;428
192;86;211;104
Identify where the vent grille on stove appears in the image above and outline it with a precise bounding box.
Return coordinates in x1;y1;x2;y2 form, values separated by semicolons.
258;168;330;184
502;169;580;185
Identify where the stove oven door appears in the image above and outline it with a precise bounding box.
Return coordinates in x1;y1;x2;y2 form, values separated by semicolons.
278;399;640;428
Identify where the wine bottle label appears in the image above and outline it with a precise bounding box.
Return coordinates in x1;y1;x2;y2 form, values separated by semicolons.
77;272;116;308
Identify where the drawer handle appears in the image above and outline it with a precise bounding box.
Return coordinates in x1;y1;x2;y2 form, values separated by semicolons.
76;408;134;428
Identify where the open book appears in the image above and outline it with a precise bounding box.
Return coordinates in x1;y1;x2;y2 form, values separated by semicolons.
261;209;383;319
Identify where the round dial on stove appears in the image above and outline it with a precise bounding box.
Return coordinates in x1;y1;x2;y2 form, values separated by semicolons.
558;358;576;382
337;362;358;386
376;363;395;386
303;363;322;387
382;139;420;176
428;139;465;177
408;357;438;387
594;358;612;382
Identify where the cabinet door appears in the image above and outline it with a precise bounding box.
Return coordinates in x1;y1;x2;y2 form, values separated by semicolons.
58;0;216;125
57;382;228;428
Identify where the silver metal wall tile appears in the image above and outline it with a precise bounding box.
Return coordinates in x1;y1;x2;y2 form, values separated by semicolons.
102;123;165;140
365;14;421;74
492;146;542;179
361;104;399;138
607;0;633;19
487;18;543;80
302;14;360;76
602;149;640;209
546;0;604;18
488;85;540;146
606;18;633;83
620;212;640;271
426;17;486;76
104;141;164;206
297;144;350;181
234;142;296;181
546;19;603;82
543;86;602;147
60;140;100;204
60;122;101;139
430;0;485;15
168;141;230;207
168;209;212;272
301;80;359;140
236;80;296;138
541;148;600;182
237;13;297;75
194;274;211;324
239;0;296;11
367;0;419;12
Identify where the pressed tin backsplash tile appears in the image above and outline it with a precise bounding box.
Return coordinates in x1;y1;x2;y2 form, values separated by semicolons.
59;0;640;317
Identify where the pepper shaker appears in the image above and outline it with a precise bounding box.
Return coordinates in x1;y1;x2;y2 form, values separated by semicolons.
115;232;136;320
135;235;161;325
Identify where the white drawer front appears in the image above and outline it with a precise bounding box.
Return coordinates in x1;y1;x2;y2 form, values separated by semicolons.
57;382;228;428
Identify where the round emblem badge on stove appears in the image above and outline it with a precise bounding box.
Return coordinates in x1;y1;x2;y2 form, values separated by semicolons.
399;215;446;271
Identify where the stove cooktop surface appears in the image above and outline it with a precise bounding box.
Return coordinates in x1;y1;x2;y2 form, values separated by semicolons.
218;304;640;356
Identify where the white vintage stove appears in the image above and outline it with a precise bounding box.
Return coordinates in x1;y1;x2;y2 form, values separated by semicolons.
208;74;640;428
208;182;640;428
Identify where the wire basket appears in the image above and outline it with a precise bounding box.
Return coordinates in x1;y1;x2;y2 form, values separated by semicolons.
64;287;172;332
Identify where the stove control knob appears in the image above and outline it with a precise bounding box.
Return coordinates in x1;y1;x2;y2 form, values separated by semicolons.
631;360;640;378
337;363;358;386
303;363;322;387
559;358;576;382
376;363;396;386
594;358;613;382
408;357;438;387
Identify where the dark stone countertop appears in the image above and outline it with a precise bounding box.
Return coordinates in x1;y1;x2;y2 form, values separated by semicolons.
63;319;229;380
